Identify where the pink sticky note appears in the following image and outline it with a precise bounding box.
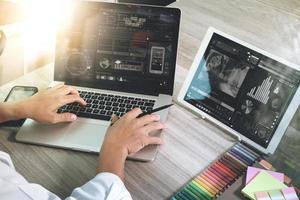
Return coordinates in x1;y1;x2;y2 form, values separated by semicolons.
246;166;284;185
282;187;299;200
255;191;271;200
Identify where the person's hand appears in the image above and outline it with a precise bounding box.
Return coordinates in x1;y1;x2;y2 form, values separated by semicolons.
107;108;164;155
97;108;165;180
19;84;86;124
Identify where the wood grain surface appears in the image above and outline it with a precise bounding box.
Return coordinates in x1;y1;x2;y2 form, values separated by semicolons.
0;0;300;199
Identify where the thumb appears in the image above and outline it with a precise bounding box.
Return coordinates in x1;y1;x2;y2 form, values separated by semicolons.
110;114;119;124
54;113;77;123
145;136;164;146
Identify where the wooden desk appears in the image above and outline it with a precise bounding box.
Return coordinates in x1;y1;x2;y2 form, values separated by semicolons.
1;1;300;199
0;62;236;199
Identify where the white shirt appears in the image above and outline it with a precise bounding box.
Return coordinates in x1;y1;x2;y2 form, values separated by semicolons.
0;151;132;200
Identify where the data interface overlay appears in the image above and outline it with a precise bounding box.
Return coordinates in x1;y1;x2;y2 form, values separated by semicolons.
54;2;180;95
184;33;300;148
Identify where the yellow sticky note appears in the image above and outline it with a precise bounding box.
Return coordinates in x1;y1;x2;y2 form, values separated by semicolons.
242;171;287;200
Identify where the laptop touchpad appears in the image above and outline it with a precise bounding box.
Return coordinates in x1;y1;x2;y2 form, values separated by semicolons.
63;120;109;151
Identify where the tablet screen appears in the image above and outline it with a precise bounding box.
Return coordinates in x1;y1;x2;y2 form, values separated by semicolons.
184;33;300;148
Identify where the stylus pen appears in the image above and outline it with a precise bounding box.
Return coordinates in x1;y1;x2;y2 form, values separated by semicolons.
110;104;173;126
137;103;174;118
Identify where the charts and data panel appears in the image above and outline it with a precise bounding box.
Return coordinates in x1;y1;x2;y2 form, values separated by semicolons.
247;76;273;104
54;2;180;95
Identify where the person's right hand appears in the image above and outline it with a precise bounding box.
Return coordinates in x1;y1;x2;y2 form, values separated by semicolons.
97;108;165;180
107;108;164;155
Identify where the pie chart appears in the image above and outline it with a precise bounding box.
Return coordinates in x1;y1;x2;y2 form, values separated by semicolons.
241;99;254;114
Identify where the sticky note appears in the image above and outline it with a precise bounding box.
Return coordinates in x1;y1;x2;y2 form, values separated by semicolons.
282;187;299;200
246;167;284;184
242;171;287;200
255;191;271;200
268;190;285;200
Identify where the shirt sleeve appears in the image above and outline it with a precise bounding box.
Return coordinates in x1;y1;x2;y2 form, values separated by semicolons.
0;151;131;200
0;151;15;170
66;172;132;200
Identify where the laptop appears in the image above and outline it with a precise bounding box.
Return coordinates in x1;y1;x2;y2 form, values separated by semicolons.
15;1;181;161
178;27;300;155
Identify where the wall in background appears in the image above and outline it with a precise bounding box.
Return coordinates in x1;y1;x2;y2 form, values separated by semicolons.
0;24;24;85
0;1;24;25
0;0;63;85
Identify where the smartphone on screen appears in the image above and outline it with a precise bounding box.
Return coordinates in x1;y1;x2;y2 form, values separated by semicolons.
0;86;38;127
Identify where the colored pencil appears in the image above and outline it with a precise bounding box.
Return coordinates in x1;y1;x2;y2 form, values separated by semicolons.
203;171;226;188
191;181;212;199
219;157;242;174
233;145;256;162
228;149;251;165
183;186;199;200
224;153;247;168
171;143;261;200
193;179;214;197
194;177;216;196
200;171;224;191
230;148;253;165
237;143;260;158
188;182;208;200
199;174;221;191
187;184;210;200
208;167;228;183
234;145;256;161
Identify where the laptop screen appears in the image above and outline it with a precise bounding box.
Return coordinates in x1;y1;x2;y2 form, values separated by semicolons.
54;1;180;96
183;32;300;149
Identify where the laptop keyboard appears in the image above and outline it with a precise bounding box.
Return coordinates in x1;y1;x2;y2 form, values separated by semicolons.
57;90;156;121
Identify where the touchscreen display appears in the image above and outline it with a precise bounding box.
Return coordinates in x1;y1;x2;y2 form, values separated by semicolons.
184;33;300;148
54;2;180;95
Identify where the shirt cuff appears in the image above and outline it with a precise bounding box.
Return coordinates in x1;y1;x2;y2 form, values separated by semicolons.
67;172;132;200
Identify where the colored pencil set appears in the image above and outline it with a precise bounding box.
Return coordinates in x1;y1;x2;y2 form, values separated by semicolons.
170;143;261;200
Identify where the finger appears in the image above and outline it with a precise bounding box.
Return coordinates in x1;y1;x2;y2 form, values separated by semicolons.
50;83;64;90
110;114;119;125
60;94;87;106
135;114;160;127
51;113;77;123
143;136;164;146
140;122;165;135
124;107;142;120
58;85;80;96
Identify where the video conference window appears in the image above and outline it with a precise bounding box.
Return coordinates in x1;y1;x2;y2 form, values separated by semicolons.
184;34;300;148
54;2;179;95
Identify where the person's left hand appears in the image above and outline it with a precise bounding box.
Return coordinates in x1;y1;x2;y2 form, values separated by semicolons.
20;84;86;124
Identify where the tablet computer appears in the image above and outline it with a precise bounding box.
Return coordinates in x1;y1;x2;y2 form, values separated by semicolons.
178;27;300;154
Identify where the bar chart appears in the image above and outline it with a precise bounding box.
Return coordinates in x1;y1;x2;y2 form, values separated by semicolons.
247;76;273;104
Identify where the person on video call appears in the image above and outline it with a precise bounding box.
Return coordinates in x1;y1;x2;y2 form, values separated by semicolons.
0;85;165;200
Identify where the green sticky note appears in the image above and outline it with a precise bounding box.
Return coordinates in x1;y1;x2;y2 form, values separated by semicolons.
241;171;287;200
